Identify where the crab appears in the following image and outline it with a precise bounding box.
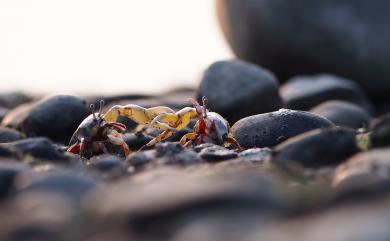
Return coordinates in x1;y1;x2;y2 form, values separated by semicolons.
103;96;242;150
67;101;130;159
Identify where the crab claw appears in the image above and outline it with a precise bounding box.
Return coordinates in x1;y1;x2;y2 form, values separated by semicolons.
106;122;127;132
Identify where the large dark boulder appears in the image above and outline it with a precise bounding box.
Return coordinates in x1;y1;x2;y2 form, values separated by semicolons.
217;0;390;98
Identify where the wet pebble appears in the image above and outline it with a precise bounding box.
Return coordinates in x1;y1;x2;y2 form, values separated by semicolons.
0;92;32;109
310;100;372;129
2;95;89;144
280;74;372;112
0;137;72;163
370;114;390;148
126;143;201;168
88;155;127;180
0;127;24;143
237;148;272;163
124;133;153;151
196;60;282;122
217;0;390;97
231;109;334;149
197;144;237;162
332;149;390;202
0;162;29;199
18;173;98;201
274;128;359;168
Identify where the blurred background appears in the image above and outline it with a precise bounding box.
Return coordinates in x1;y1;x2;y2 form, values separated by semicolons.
0;0;231;95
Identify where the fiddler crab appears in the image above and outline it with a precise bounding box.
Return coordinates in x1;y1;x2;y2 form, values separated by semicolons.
68;97;241;158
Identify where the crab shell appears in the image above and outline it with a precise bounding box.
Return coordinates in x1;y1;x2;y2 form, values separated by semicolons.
195;112;230;144
68;114;106;146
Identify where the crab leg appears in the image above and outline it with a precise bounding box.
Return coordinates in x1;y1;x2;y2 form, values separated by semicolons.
149;107;198;131
179;132;197;145
107;132;130;157
142;130;175;148
103;105;175;125
225;136;243;151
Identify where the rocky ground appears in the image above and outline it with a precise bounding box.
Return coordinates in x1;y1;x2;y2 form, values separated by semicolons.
0;59;390;241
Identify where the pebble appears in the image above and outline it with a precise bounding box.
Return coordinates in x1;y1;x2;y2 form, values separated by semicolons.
370;114;390;148
126;143;201;168
274;128;359;168
196;60;282;122
197;144;238;162
2;95;89;144
87;155;127;180
0;127;24;143
310;100;372;129
217;0;390;97
280;74;372;111
231;109;334;148
0;137;72;163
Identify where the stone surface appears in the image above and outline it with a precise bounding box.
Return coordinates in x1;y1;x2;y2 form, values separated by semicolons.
332;149;390;201
2;95;89;144
310;100;372;129
0;138;71;163
280;74;372;111
196;60;282;122
217;0;390;97
0;127;24;143
370;114;390;148
274;128;359;168
231;109;334;148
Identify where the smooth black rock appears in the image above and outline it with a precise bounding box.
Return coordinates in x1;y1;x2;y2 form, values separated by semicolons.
88;155;127;180
124;133;154;151
0;162;28;199
237;148;272;163
280;74;372;111
310;101;372;129
231;109;334;148
332;149;390;201
217;0;390;97
126;143;201;168
0;92;32;109
20;173;97;201
196;60;282;122
0;137;70;162
197;144;238;162
0;127;24;143
370;114;390;148
86;167;286;240
2;95;89;144
274;128;359;168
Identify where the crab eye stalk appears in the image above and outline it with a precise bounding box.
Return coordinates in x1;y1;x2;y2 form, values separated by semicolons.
90;104;97;120
98;100;105;117
202;96;208;118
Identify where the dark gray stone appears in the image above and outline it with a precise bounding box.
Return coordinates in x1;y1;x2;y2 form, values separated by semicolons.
0;162;29;199
280;74;372;111
126;143;201;168
310;100;372;129
217;0;390;98
0;127;24;143
2;95;89;144
196;60;282;122
198;144;238;162
231;109;334;148
0;92;32;109
370;114;390;148
332;149;390;201
88;155;127;180
0;137;71;163
274;127;359;168
20;173;97;201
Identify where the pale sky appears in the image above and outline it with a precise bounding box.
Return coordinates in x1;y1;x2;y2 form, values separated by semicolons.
0;1;232;95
